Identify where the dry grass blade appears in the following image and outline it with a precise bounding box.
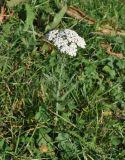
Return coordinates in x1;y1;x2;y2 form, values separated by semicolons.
66;6;96;25
93;24;125;36
0;6;14;23
0;6;6;22
101;43;124;59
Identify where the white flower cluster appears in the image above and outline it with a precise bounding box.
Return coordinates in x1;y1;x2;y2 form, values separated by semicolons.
46;29;86;57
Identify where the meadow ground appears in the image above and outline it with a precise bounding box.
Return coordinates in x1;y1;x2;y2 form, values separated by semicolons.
0;0;125;159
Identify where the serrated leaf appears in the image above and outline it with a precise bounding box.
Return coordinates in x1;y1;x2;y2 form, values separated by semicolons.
45;5;67;32
24;4;35;30
7;0;26;7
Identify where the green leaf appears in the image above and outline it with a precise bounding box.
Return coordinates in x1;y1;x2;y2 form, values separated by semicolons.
117;150;125;158
116;60;125;69
45;5;67;32
38;0;54;14
24;4;35;30
60;83;77;101
7;0;26;7
56;133;78;155
54;0;63;8
111;136;121;146
35;107;49;122
103;65;116;78
0;139;4;149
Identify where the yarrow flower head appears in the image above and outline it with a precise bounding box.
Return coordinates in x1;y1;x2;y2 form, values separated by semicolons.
46;29;86;57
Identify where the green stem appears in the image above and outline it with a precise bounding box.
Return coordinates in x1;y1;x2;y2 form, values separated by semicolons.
55;55;65;125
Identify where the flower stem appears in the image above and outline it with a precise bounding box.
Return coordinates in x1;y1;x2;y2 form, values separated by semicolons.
55;55;65;125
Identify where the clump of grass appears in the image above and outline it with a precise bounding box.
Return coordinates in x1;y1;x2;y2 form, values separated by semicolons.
0;0;125;159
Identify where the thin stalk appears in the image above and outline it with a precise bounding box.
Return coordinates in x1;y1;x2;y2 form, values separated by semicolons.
55;56;64;125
